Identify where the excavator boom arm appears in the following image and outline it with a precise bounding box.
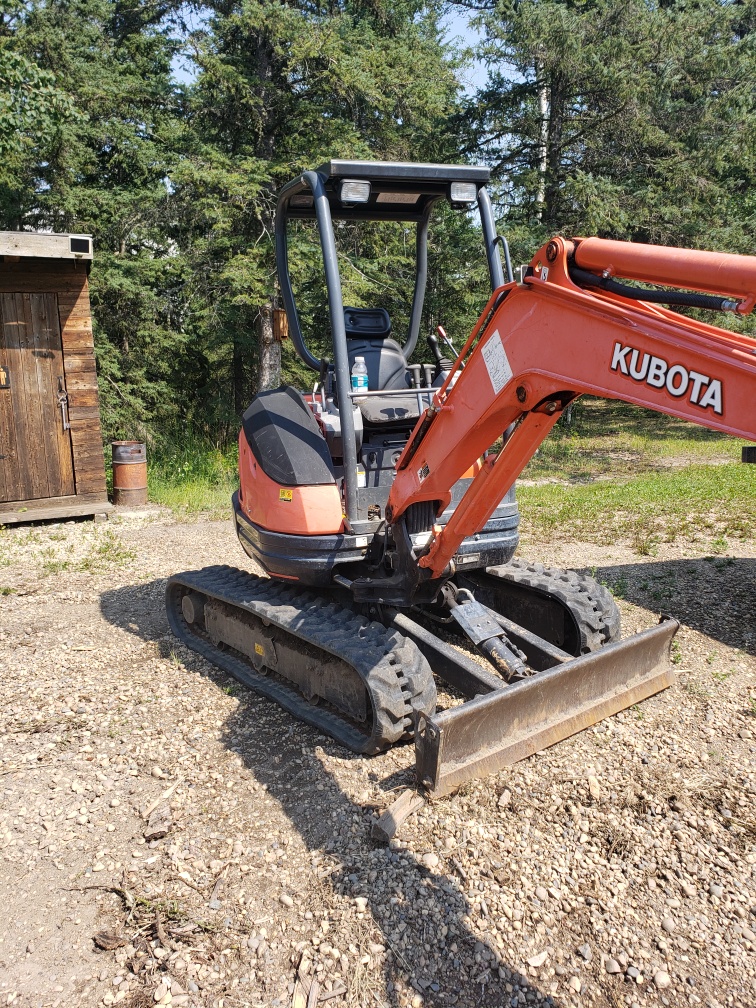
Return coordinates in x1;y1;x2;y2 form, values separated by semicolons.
386;236;756;580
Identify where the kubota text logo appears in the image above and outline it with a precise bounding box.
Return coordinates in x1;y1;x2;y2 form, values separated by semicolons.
611;342;723;415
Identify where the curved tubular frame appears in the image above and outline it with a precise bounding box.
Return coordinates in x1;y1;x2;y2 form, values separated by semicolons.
275;174;321;372
479;187;509;288
275;178;507;370
275;178;435;366
273;169;509;529
404;201;435;360
275;171;360;525
387;235;756;579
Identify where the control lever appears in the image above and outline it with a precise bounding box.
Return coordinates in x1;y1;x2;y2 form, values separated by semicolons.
429;326;460;372
438;325;461;360
427;331;444;367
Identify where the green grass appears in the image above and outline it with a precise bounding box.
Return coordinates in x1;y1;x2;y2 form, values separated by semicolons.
40;529;136;576
518;462;755;552
521;397;741;482
146;442;238;517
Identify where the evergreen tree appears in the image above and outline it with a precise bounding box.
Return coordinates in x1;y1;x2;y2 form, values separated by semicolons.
464;0;756;269
0;0;79;224
3;0;187;437
171;0;465;430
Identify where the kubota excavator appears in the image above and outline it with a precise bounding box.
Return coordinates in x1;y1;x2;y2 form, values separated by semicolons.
167;161;756;796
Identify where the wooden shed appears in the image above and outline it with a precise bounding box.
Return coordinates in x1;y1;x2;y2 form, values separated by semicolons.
0;232;111;524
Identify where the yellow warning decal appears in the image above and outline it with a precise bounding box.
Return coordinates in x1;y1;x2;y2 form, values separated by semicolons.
279;489;293;501
254;643;265;656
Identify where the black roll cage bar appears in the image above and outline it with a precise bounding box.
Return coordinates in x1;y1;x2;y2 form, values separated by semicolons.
273;159;511;529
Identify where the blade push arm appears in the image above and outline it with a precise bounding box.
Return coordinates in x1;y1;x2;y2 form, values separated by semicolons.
386;236;756;580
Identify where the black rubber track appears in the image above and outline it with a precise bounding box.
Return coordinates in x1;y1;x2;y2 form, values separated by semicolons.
165;566;436;755
473;558;621;654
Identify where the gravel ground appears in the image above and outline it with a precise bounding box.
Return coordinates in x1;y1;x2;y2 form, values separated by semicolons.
0;510;754;1008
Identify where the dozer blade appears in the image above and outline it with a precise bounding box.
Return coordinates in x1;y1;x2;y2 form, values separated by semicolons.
415;617;678;797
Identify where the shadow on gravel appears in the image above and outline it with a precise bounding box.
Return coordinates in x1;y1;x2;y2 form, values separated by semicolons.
580;556;755;654
101;579;557;1008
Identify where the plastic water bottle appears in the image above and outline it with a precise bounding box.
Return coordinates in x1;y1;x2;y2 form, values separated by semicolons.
351;356;369;398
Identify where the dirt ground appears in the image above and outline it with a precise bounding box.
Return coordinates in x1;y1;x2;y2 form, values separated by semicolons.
0;510;754;1008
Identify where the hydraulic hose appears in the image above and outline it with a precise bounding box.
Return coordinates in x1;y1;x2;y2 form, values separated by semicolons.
569;266;742;312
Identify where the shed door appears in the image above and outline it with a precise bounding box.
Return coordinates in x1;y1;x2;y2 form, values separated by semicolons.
0;292;75;503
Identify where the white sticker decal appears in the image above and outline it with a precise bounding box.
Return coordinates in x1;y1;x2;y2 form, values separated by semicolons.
481;329;513;396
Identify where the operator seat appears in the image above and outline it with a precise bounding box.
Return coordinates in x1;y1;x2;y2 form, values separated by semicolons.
343;307;422;429
344;307;409;391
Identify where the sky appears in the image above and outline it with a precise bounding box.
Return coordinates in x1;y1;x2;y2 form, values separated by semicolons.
441;8;489;93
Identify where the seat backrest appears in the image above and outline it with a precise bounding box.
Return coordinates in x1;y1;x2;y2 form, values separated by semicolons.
343;307;408;391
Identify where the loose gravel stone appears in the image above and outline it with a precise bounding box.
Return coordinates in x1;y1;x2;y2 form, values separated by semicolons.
0;515;753;1008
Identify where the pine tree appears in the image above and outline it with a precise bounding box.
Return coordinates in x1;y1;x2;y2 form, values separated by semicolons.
464;0;756;267
3;0;187;437
172;0;464;428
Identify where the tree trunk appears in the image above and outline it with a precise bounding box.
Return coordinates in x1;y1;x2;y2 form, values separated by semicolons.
543;71;566;231
233;334;246;418
257;301;280;391
535;59;548;219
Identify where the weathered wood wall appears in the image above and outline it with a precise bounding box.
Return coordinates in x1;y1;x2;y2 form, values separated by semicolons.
0;258;107;514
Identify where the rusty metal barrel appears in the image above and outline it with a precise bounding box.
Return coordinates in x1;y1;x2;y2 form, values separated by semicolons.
112;441;147;506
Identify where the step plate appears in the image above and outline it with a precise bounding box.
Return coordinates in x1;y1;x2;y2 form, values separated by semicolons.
416;618;678;797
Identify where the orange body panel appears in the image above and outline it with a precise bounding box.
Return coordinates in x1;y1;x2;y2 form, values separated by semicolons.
388;236;756;578
573;237;756;314
238;434;343;535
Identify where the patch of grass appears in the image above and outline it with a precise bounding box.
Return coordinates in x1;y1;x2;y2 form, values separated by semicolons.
42;558;73;575
147;441;238;518
40;529;135;577
522;397;742;482
78;530;136;571
682;679;710;698
603;576;628;599
518;463;755;551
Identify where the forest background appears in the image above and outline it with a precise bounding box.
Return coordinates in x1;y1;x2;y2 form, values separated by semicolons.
1;0;755;460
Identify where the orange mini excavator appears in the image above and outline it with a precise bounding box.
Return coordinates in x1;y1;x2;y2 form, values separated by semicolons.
167;161;756;795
